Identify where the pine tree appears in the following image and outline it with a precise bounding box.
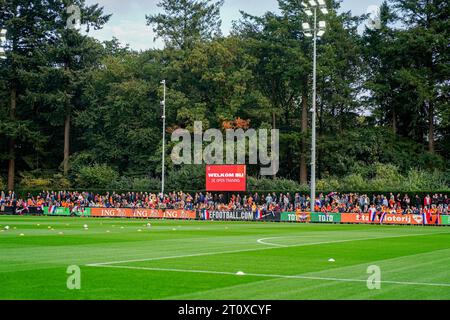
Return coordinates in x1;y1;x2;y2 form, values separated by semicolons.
0;0;56;190
388;0;450;153
37;0;110;176
146;0;224;50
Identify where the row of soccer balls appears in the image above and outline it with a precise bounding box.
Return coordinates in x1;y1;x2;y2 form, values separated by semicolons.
3;223;153;231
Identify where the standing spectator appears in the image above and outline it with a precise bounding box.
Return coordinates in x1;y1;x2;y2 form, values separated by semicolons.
283;194;290;211
414;195;421;208
12;198;17;215
265;194;272;206
424;194;432;208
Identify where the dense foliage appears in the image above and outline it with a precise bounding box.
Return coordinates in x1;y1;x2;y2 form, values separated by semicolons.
0;0;449;192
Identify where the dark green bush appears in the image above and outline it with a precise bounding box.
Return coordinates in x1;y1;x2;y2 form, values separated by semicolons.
75;164;119;189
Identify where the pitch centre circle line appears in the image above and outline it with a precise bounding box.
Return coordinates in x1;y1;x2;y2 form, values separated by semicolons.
256;235;325;247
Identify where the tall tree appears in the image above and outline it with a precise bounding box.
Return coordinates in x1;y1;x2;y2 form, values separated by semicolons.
73;50;164;177
234;10;310;180
0;0;54;190
388;0;450;153
363;2;402;134
38;0;110;176
233;0;363;181
146;0;224;50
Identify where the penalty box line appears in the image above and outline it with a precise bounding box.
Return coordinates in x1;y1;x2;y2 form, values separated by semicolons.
85;231;448;267
87;264;450;288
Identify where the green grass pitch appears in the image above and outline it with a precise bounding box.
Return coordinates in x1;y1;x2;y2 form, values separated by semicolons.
0;215;449;300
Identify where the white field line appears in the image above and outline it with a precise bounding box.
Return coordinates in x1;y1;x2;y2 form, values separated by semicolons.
88;264;450;288
256;238;286;247
256;235;330;247
85;231;448;267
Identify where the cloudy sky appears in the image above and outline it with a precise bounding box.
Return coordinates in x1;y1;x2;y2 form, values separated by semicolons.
85;0;384;51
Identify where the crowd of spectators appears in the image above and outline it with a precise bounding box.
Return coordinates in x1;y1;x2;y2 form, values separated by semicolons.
1;190;449;215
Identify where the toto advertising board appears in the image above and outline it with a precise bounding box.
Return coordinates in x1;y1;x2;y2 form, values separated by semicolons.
310;213;341;223
206;165;246;192
441;215;450;225
280;212;310;222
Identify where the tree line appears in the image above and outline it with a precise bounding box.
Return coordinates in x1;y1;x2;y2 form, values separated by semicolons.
0;0;449;192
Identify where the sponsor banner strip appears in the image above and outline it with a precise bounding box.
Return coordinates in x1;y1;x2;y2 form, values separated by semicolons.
340;213;441;225
310;213;341;223
44;207;91;217
208;210;254;221
34;208;450;226
90;208;196;219
280;212;311;222
1;206;43;215
440;215;450;225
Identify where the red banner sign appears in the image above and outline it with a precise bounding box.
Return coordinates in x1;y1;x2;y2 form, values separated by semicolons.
341;213;425;225
206;165;247;192
90;208;196;219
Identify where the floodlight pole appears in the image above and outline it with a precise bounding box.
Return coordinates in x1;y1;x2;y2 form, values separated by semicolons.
161;80;166;196
0;29;7;59
310;7;317;213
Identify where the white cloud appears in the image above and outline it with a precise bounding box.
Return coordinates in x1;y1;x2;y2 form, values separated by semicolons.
88;18;164;51
85;0;163;50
